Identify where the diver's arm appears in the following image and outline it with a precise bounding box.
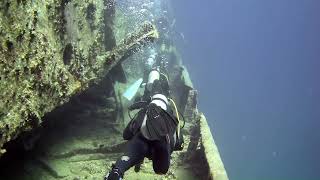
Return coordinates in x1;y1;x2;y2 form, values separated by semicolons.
123;123;134;140
128;100;149;111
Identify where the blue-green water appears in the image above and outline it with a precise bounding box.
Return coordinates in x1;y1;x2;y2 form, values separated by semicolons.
1;0;319;179
171;0;320;179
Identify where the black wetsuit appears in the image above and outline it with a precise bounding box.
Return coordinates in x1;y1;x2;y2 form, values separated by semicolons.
115;132;172;175
114;101;177;175
106;70;183;180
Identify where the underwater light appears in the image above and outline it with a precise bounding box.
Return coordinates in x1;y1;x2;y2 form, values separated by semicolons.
123;78;143;101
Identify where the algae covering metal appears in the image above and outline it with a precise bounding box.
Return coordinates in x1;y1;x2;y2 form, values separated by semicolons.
0;46;223;180
200;114;229;180
0;0;158;156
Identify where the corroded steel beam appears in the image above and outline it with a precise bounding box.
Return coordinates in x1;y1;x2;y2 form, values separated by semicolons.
93;22;159;84
200;114;229;180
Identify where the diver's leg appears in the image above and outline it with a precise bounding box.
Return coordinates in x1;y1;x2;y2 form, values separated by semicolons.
116;133;149;172
151;140;170;174
105;133;149;179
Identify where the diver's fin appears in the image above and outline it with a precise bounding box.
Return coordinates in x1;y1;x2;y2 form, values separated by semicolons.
123;78;143;101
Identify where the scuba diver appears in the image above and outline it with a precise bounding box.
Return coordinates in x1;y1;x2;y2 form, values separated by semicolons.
104;56;184;180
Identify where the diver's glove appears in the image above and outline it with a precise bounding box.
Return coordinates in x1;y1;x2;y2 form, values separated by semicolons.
128;101;148;111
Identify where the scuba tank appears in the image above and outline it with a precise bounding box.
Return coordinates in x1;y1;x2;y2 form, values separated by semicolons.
146;68;161;92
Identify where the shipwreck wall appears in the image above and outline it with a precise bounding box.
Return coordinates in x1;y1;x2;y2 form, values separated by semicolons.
0;0;158;156
200;114;229;180
0;0;115;155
